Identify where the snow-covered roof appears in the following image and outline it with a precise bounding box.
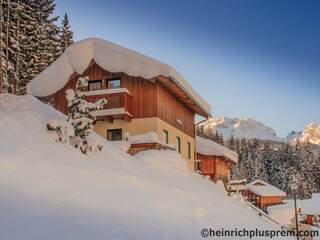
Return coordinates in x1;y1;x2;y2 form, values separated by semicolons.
27;38;212;117
229;179;247;185
196;136;238;163
246;180;287;197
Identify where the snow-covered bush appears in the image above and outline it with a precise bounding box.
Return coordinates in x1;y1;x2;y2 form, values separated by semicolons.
78;139;103;154
47;118;74;143
47;76;107;154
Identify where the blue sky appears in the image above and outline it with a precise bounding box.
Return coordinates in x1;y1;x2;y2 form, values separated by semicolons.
55;0;320;137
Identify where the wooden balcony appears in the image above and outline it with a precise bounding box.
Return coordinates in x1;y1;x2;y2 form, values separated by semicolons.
84;88;133;122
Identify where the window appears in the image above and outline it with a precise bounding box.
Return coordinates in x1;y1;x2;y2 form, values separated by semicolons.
163;130;168;144
107;129;122;141
187;142;191;159
88;80;102;91
107;78;121;89
176;136;181;153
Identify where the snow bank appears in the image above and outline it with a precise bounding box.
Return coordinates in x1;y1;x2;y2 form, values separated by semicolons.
130;131;161;144
268;193;320;226
267;203;295;226
246;180;287;197
196;136;238;163
26;38;211;117
0;95;291;240
135;150;188;173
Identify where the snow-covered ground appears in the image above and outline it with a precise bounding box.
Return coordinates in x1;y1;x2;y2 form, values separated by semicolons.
268;194;320;226
0;95;293;240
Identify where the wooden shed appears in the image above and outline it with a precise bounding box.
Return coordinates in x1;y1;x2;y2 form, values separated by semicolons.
196;136;238;184
244;180;286;212
227;179;247;194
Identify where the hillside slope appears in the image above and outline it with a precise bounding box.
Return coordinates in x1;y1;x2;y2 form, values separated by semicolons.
0;95;289;240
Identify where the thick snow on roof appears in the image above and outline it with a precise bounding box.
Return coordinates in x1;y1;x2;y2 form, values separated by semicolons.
196;136;238;163
246;180;287;197
27;38;212;116
229;179;247;185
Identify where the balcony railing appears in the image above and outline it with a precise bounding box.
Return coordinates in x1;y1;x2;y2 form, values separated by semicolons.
84;88;133;120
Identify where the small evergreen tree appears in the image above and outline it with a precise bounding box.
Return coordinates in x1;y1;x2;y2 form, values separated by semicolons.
219;133;224;145
64;76;107;153
59;13;73;52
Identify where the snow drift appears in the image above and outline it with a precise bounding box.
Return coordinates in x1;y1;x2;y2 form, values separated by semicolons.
0;95;290;240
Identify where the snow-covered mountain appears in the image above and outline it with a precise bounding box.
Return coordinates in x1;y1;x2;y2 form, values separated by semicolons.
0;95;286;240
286;131;302;142
199;116;283;142
288;123;320;145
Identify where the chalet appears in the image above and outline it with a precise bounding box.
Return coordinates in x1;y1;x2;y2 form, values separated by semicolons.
244;180;286;212
27;38;212;170
196;136;238;184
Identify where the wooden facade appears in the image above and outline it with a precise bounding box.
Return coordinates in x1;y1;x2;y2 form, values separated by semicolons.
49;61;197;138
197;153;234;184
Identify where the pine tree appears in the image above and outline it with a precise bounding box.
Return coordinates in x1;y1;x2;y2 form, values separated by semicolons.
227;134;235;150
59;13;73;52
1;0;35;93
0;0;6;92
212;130;220;143
28;0;60;73
260;142;273;182
66;76;107;153
0;0;62;94
219;133;224;145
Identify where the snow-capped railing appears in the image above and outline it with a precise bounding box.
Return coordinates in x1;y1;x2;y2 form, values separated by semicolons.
83;88;132;97
84;88;133;119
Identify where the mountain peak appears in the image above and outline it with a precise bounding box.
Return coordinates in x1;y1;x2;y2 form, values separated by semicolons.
286;123;320;145
200;116;282;142
299;122;320;145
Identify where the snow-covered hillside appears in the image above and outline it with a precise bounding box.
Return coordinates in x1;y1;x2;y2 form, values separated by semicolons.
288;123;320;145
200;116;282;142
0;95;290;240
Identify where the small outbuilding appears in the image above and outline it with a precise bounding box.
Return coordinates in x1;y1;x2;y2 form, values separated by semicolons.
196;136;238;184
244;180;286;211
227;179;247;194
